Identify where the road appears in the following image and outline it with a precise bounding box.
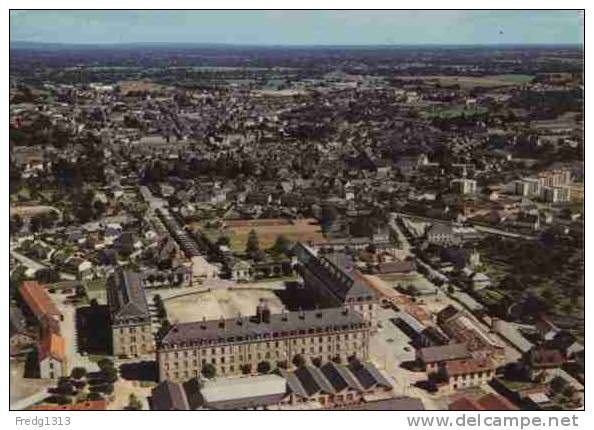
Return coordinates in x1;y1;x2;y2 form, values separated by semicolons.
10;250;47;272
392;211;537;240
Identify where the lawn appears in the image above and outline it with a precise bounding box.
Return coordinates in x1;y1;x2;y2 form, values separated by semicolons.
208;218;325;253
396;74;534;89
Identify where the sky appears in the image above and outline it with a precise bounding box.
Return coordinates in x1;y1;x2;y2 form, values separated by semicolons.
10;10;584;46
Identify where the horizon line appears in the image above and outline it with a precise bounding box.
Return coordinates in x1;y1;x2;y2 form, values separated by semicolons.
10;40;584;48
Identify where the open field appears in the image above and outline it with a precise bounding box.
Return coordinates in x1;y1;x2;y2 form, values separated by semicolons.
396;74;534;89
118;80;172;93
164;287;285;323
422;104;488;119
213;218;325;252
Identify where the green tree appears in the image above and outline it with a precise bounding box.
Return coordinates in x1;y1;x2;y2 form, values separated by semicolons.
127;393;143;410
292;354;305;368
246;229;260;257
71;367;87;380
257;361;271;374
270;235;290;255
201;363;216;379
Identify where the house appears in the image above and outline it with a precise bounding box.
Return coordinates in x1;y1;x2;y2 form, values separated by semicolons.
38;333;65;379
426;224;460;247
230;260;253;282
443;357;495;391
523;348;566;380
470;272;491;290
416;343;471;375
377;259;416;274
19;281;63;325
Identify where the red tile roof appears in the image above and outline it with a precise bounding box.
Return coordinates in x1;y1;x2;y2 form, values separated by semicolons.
476;393;519;411
38;333;65;362
29;400;107;410
19;281;62;321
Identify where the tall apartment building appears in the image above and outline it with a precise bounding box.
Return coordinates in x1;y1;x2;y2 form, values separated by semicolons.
514;178;541;198
542;186;571;203
156;303;371;382
537;169;571;187
106;270;154;358
293;243;379;326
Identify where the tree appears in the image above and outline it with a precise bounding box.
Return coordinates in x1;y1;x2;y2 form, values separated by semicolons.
311;357;322;367
241;363;252;375
246;229;260;257
257;361;271;374
71;367;87;380
10;214;23;234
127;393;143;410
270;235;290;255
201;363;216;379
292;354;305;368
321;204;338;234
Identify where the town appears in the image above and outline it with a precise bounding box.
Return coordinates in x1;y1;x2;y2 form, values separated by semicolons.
9;39;584;411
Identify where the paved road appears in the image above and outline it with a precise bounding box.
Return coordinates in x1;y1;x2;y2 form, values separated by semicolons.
10;250;47;271
10;389;49;410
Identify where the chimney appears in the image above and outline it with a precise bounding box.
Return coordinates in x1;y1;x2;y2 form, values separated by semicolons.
237;312;243;325
281;308;288;321
218;316;225;329
200;317;207;330
342;306;349;316
299;307;305;320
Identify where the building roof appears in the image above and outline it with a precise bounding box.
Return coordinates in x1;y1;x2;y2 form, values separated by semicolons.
29;400;107;410
38;333;65;362
293;243;378;302
444;357;494;377
160;307;367;346
106;270;150;323
19;281;62;321
151;380;190;410
348;397;425;410
200;374;287;410
377;260;415;274
418;343;471;364
349;362;393;391
449;396;483;410
476;393;519;411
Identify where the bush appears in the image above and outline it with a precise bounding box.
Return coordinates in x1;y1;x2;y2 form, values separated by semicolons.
241;364;252;375
257;361;271;374
71;367;87;380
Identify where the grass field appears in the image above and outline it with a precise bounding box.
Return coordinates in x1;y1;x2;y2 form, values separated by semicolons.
422;104;488;119
205;218;325;253
118;80;171;93
396;74;534;89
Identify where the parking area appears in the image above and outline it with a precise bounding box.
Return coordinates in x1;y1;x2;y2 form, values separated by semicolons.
374;306;416;363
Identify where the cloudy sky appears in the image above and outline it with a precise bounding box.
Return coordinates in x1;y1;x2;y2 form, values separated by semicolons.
10;10;583;45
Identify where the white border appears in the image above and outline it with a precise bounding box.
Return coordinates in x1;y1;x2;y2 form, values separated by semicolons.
1;3;589;430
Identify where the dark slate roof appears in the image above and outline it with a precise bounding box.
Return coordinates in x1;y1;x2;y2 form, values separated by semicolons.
107;270;150;323
279;368;309;398
294;365;335;396
320;362;361;392
349;362;393;391
160;307;367;346
151;380;190;410
293;243;378;303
